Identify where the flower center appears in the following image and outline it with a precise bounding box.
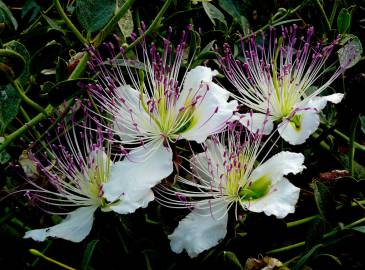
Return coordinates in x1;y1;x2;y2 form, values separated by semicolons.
289;114;302;131
145;89;198;139
239;175;271;200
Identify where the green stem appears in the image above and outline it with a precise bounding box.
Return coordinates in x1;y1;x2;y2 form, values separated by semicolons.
93;0;136;47
123;0;174;54
0;53;88;152
287;200;365;228
54;0;88;45
20;106;42;139
31;241;53;268
239;2;306;42
349;117;359;176
69;52;90;79
311;132;331;152
329;0;339;27
12;80;47;116
29;249;76;270
332;129;365;152
315;0;332;31
0;1;114;153
267;216;365;254
0;105;53;152
20;106;53;154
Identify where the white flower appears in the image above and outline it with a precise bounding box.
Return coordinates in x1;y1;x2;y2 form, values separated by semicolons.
221;25;357;145
156;125;305;257
23;121;147;242
88;29;237;208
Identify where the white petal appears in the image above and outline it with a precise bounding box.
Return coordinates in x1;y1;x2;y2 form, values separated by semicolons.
237;113;274;135
176;66;216;111
182;66;217;96
169;200;229;258
113;85;156;141
24;206;97;242
241;151;303;219
278;110;320;145
324;93;344;104
180;82;238;143
190;139;225;187
305;93;344;111
103;142;173;214
243;178;300;218
250;151;305;184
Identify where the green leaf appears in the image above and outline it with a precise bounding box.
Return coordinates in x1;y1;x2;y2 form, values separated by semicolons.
0;0;18;30
29;41;62;75
313;181;336;224
41;13;66;34
21;0;41;23
0;41;30;132
352;226;365;233
315;253;342;266
81;239;98;270
218;0;249;19
117;0;134;38
293;244;323;270
222;251;243;270
202;2;227;27
239;15;250;36
337;8;351;34
0;84;21;132
0;49;26;84
338;35;363;69
200;40;216;55
0;149;10;164
218;0;251;30
76;0;115;33
4;40;31;64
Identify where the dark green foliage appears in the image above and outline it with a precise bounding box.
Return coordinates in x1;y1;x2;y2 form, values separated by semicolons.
0;1;365;270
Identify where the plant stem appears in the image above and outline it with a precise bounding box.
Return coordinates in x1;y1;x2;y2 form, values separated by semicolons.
267;216;365;254
69;52;90;79
0;105;53;152
332;128;365;153
122;0;174;54
93;0;136;47
311;132;331;152
329;0;339;27
31;241;53;268
0;0;112;152
349;116;359;176
12;81;47;116
315;0;332;31
54;0;88;45
286;200;365;228
236;2;305;44
29;249;76;270
20;106;42;139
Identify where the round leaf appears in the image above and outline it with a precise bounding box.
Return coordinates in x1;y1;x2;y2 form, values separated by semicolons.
337;8;351;34
76;0;115;33
0;49;26;84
